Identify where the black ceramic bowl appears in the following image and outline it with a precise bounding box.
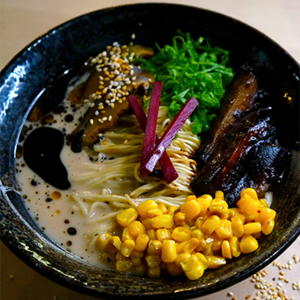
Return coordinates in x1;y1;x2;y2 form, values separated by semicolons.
0;3;299;299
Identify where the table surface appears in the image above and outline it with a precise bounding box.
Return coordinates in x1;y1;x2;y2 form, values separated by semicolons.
1;1;299;300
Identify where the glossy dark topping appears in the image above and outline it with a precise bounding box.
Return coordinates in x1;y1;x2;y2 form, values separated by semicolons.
23;127;71;190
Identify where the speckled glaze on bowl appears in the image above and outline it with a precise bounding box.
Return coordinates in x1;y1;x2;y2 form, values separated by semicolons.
0;3;299;299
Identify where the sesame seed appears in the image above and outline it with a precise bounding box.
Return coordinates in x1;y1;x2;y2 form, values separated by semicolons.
227;292;234;297
246;295;251;299
108;115;112;121
95;110;99;116
98;119;104;123
90;119;94;125
102;117;107;121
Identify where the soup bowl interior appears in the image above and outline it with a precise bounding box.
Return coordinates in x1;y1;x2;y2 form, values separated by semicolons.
0;3;299;299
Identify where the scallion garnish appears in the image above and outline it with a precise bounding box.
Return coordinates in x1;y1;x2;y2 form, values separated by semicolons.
137;31;234;136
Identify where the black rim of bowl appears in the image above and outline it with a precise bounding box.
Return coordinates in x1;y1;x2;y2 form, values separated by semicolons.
1;3;300;300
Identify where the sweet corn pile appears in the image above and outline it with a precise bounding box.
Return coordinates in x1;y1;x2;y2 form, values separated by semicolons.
95;188;276;280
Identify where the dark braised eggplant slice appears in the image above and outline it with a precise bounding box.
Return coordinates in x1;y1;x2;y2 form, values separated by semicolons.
226;144;290;206
196;65;258;168
190;108;277;198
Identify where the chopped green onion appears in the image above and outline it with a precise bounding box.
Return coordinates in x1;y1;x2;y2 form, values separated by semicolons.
136;31;234;136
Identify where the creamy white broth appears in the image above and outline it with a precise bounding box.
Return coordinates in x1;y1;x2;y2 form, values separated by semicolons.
16;107;113;267
15;41;201;269
15;80;198;269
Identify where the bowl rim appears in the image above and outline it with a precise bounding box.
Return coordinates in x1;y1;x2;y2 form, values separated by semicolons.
1;3;300;299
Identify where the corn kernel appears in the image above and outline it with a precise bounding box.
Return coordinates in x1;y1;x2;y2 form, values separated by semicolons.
254;207;276;223
174;212;186;225
183;238;200;253
116;208;138;227
171;226;192;242
211;199;229;209
135;233;149;252
167;206;178;216
201;215;221;235
237;194;262;215
243;222;261;235
142;217;154;230
201;240;214;256
186;195;197;201
211;232;222;251
158;203;168;214
228;208;240;219
161;240;177;263
130;249;144;258
180;255;200;272
240;234;258;254
252;231;262;239
174;251;188;265
145;254;161;268
229;236;241;258
185;263;204;280
146;229;157;240
167;262;183;276
240;188;258;200
148;267;160;278
197;194;213;209
192;229;205;241
231;216;244;238
150;214;174;229
215;220;232;239
122;227;135;242
107;236;122;253
195;216;207;229
128;220;146;238
156;228;172;242
116;260;132;272
120;239;136;257
148;208;163;218
261;218;275;235
195;238;205;252
130;256;143;267
116;252;126;261
176;241;188;254
180;200;201;221
259;199;269;207
194;252;209;270
222;240;232;259
244;213;256;223
95;233;113;251
147;240;162;255
206;255;226;268
137;200;158;218
215;190;224;200
180;255;205;280
207;204;229;219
